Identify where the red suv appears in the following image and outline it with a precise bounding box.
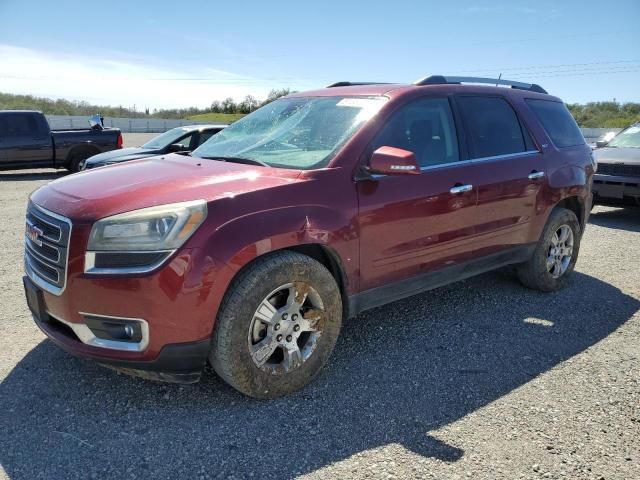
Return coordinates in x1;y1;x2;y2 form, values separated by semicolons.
24;76;594;398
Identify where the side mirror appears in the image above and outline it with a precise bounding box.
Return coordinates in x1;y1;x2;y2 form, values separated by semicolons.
368;146;420;176
595;140;608;148
168;143;187;153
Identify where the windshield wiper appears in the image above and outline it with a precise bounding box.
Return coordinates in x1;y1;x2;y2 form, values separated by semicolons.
197;155;268;167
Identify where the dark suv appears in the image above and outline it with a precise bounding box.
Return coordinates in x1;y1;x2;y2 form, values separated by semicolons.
23;76;594;398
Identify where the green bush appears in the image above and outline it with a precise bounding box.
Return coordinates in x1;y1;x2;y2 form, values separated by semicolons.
567;102;640;128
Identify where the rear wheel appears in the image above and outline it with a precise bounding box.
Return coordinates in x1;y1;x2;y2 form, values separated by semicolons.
517;207;581;292
67;152;93;172
210;251;342;398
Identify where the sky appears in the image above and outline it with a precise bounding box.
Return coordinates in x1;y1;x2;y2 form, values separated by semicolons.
0;0;638;110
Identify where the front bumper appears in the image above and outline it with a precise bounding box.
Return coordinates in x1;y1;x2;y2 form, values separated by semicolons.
22;233;230;382
592;174;640;207
26;274;210;383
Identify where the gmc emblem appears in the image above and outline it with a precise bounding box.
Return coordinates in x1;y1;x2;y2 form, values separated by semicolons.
26;222;44;246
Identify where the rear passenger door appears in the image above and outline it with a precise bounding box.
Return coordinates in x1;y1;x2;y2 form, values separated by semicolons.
455;95;547;256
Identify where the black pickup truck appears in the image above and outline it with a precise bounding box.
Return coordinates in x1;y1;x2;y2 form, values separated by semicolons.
0;110;122;172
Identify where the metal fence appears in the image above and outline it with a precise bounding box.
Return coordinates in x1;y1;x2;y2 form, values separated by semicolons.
581;128;622;143
45;115;210;133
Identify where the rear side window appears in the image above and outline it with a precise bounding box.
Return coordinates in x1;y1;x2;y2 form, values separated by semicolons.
0;113;39;137
457;96;527;158
526;99;585;148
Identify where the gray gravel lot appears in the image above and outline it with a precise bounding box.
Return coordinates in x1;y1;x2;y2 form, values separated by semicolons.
0;156;639;479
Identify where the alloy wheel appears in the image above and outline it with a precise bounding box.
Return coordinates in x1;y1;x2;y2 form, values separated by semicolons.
547;224;574;279
248;282;325;374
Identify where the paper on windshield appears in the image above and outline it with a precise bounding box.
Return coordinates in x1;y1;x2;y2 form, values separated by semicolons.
337;98;385;108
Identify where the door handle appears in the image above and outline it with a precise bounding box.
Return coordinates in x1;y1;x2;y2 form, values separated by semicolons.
528;171;545;180
449;184;473;194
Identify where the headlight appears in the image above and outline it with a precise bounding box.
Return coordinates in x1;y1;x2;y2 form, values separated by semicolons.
85;200;207;273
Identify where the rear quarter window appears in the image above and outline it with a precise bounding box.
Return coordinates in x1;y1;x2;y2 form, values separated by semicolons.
526;99;585;148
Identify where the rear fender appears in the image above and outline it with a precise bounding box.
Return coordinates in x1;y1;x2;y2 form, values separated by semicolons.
545;162;589;231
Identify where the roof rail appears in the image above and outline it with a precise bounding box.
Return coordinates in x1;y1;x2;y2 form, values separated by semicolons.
413;75;547;94
325;81;392;88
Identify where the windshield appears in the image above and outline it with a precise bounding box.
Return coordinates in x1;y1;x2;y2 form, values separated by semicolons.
608;124;640;148
192;96;387;169
142;127;191;149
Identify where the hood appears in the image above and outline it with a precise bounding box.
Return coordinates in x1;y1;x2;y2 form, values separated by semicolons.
85;147;159;165
594;147;640;165
32;154;302;222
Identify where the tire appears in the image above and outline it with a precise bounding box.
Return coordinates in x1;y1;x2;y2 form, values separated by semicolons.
67;152;93;172
210;251;342;399
517;207;581;292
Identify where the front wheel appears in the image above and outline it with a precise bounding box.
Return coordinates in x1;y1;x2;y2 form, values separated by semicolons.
210;251;342;398
517;207;581;292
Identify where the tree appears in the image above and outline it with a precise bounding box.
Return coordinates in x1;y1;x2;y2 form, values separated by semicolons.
221;97;237;114
260;88;292;106
238;95;259;114
210;100;222;113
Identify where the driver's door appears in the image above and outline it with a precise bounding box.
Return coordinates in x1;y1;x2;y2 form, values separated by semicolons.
357;96;478;292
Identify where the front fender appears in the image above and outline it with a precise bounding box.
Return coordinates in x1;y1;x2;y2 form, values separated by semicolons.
190;205;359;336
208;204;357;276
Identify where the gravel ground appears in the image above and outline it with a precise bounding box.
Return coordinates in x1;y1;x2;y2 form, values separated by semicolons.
0;154;638;479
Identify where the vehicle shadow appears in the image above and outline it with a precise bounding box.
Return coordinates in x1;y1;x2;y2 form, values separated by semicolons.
0;272;637;479
589;206;640;232
0;170;68;182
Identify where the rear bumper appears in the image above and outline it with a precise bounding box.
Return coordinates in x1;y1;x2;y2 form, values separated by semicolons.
592;174;640;207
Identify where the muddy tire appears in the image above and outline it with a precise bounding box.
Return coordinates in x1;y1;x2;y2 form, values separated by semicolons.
210;251;342;399
517;207;581;292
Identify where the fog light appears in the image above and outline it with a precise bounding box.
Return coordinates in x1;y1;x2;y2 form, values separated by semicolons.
124;325;134;338
84;315;143;343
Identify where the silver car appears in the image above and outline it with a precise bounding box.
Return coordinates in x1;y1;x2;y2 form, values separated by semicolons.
592;123;640;208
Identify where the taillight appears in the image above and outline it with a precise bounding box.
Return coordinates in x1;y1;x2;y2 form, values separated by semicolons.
117;133;123;149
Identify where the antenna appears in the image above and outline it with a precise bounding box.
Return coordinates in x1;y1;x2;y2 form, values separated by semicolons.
496;73;502;87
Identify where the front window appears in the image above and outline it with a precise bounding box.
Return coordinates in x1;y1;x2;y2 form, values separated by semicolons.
192;96;387;169
608;124;640;148
371;97;460;167
142;127;192;149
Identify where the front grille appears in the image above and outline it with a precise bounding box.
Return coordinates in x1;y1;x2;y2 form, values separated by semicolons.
24;203;72;295
597;163;640;177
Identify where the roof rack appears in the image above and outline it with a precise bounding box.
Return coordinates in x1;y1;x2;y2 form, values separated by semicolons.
413;75;547;94
325;81;392;88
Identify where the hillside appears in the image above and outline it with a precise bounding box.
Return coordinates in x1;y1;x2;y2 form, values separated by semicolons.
1;92;638;127
187;112;246;123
